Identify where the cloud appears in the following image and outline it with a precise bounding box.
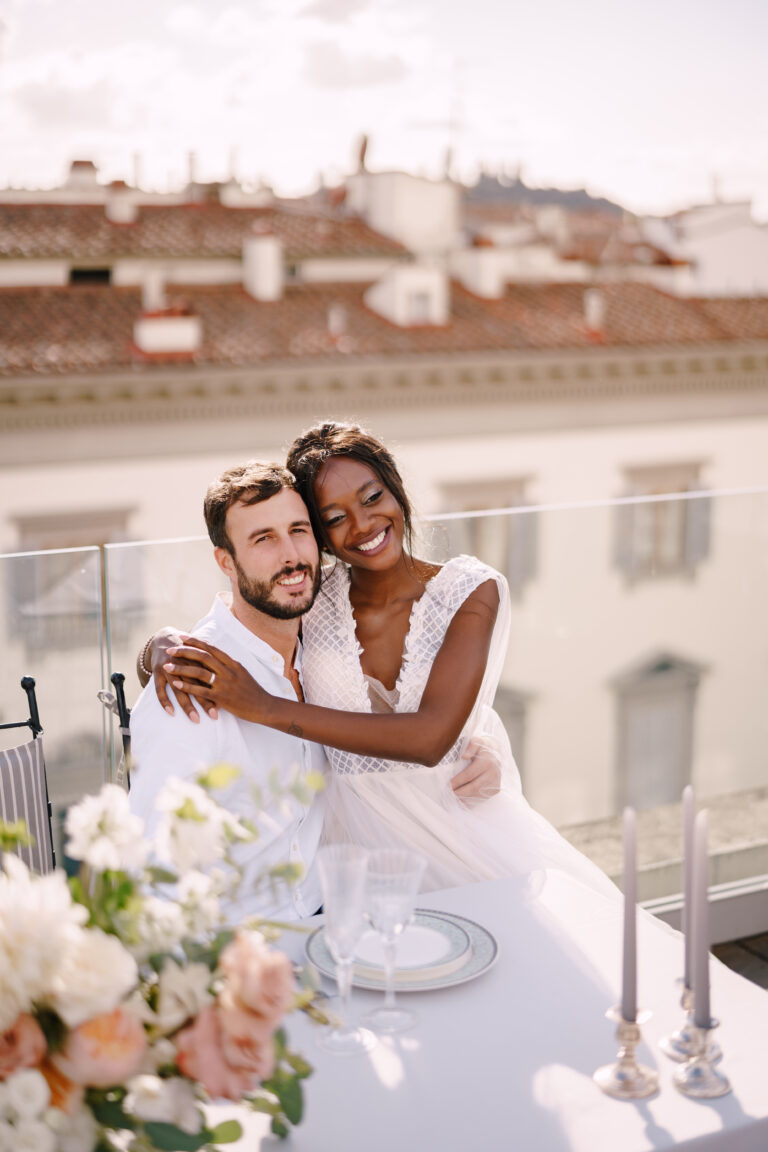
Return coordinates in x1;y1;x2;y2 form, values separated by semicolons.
304;39;408;89
301;0;369;22
13;76;119;130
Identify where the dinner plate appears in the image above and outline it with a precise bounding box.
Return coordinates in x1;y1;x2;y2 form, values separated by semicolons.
305;909;499;992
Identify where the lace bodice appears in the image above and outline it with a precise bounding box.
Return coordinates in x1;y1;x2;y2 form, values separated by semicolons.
301;554;505;776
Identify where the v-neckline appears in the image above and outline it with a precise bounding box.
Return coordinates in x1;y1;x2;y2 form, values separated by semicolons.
340;560;451;707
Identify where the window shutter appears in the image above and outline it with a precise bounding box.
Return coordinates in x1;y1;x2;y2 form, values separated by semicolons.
684;493;711;569
614;500;636;575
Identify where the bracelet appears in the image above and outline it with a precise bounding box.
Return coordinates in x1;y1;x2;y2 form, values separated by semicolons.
138;634;155;679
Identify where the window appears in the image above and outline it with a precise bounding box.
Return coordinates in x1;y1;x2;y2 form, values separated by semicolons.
69;267;112;285
613;652;703;811
615;463;711;580
441;478;537;596
9;509;143;651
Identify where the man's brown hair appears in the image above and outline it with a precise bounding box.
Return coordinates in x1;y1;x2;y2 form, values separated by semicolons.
204;461;296;554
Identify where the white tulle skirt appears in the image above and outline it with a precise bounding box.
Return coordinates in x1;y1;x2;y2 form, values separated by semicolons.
321;761;618;901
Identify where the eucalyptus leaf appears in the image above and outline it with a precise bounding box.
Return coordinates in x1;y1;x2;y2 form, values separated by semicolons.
208;1119;244;1144
143;1121;212;1150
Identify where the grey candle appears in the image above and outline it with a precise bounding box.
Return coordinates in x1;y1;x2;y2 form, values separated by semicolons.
682;785;695;989
621;806;637;1023
692;810;711;1029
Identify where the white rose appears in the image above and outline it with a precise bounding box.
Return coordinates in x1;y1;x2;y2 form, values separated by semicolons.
48;927;138;1028
139;1036;177;1074
154;958;213;1035
0;857;87;1030
65;784;148;872
124;1075;203;1135
0;1121;13;1152
3;1069;50;1121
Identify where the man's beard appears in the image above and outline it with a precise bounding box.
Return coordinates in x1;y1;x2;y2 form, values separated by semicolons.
232;556;321;620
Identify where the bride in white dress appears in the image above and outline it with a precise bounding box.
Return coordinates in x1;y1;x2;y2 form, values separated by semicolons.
165;422;615;897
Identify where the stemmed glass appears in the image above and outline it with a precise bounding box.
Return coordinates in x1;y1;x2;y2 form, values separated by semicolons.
362;849;427;1034
316;844;377;1055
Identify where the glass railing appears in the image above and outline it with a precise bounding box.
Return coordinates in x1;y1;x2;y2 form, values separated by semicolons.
2;488;767;908
0;546;108;864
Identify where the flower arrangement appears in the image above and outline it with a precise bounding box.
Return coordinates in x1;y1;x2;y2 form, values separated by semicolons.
0;765;325;1151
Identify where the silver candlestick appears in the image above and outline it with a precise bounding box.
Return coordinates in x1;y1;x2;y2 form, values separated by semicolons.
594;1007;660;1100
673;1018;731;1098
660;981;721;1064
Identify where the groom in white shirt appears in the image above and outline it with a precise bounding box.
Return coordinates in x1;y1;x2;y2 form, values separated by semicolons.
130;462;327;922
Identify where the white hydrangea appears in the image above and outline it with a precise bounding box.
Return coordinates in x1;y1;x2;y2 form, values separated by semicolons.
178;869;224;936
4;1119;55;1152
124;1075;203;1135
3;1070;50;1121
0;857;88;1031
45;1107;98;1152
48;927;138;1029
153;779;251;873
132;895;187;961
154;958;213;1035
65;784;148;872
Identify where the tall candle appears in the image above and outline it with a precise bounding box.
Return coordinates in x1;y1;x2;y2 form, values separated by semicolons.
621;807;637;1022
692;810;711;1029
682;786;695;989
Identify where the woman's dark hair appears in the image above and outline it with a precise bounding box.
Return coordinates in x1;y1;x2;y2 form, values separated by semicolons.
286;422;414;555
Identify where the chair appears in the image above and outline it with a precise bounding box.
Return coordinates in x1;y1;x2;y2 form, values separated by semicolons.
97;671;132;790
0;676;56;873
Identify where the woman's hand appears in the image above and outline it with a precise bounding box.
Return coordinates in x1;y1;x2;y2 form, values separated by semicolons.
149;628;212;722
451;737;501;805
163;636;273;725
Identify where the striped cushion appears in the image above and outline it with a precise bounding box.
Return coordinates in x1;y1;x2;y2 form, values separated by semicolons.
0;737;55;874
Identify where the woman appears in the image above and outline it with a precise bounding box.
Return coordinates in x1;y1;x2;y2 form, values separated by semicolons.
154;423;615;897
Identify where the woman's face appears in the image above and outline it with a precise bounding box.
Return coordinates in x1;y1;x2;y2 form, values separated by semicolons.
314;456;405;568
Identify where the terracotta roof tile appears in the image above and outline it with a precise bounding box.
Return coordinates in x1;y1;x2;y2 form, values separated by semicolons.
1;282;767;379
0;203;405;261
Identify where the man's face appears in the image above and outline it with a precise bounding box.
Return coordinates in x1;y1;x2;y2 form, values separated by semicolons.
218;487;321;620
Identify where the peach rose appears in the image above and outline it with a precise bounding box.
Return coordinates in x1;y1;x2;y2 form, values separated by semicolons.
175;1005;262;1101
218;1000;275;1083
0;1014;46;1079
40;1059;84;1115
219;933;296;1027
52;1007;147;1089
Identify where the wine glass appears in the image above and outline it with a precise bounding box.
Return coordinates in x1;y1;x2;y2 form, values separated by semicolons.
362;849;427;1034
316;844;377;1055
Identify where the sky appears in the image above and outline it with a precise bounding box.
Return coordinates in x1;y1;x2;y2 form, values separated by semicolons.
0;0;766;219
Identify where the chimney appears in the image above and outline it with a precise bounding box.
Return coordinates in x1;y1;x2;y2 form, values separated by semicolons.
243;227;283;301
105;180;138;224
583;287;606;334
142;269;167;312
134;303;202;356
327;303;347;337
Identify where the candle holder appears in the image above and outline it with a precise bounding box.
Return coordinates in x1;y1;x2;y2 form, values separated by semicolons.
660;981;722;1064
673;1018;731;1098
594;1006;660;1100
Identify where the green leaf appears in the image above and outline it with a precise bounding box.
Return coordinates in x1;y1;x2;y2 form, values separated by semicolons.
247;1097;281;1117
263;1071;303;1126
208;1119;244;1144
271;1117;289;1139
284;1050;313;1079
303;770;326;794
174;797;207;823
146;865;179;885
88;1096;136;1131
143;1121;211;1150
196;763;241;792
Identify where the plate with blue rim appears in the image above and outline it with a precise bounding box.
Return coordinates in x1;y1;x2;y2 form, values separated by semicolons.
305;909;499;992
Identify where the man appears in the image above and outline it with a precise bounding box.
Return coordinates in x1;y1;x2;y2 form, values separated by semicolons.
131;461;499;921
130;462;326;921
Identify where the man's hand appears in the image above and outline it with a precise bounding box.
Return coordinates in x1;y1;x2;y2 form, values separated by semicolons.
149;629;218;722
451;737;502;805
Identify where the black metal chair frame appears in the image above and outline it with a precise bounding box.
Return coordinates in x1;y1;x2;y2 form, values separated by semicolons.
98;671;132;789
0;676;56;870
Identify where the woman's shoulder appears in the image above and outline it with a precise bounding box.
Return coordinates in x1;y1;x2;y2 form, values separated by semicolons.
430;554;505;606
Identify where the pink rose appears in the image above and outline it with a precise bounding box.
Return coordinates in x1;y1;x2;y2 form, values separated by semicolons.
218;999;275;1083
219;933;296;1028
0;1014;46;1079
53;1007;147;1089
175;1005;264;1101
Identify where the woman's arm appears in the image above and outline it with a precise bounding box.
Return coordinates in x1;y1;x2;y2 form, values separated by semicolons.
164;581;499;767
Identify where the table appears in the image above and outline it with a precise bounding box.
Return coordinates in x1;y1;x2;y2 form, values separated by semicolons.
209;870;768;1151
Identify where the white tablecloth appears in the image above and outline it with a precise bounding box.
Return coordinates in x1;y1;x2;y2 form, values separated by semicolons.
210;870;768;1151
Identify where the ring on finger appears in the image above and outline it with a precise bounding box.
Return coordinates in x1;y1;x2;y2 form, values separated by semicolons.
209;671;216;687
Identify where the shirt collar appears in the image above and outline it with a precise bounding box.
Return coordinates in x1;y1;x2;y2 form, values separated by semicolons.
211;591;302;674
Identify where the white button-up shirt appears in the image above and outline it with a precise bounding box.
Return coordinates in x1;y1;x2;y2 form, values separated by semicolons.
130;594;325;921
